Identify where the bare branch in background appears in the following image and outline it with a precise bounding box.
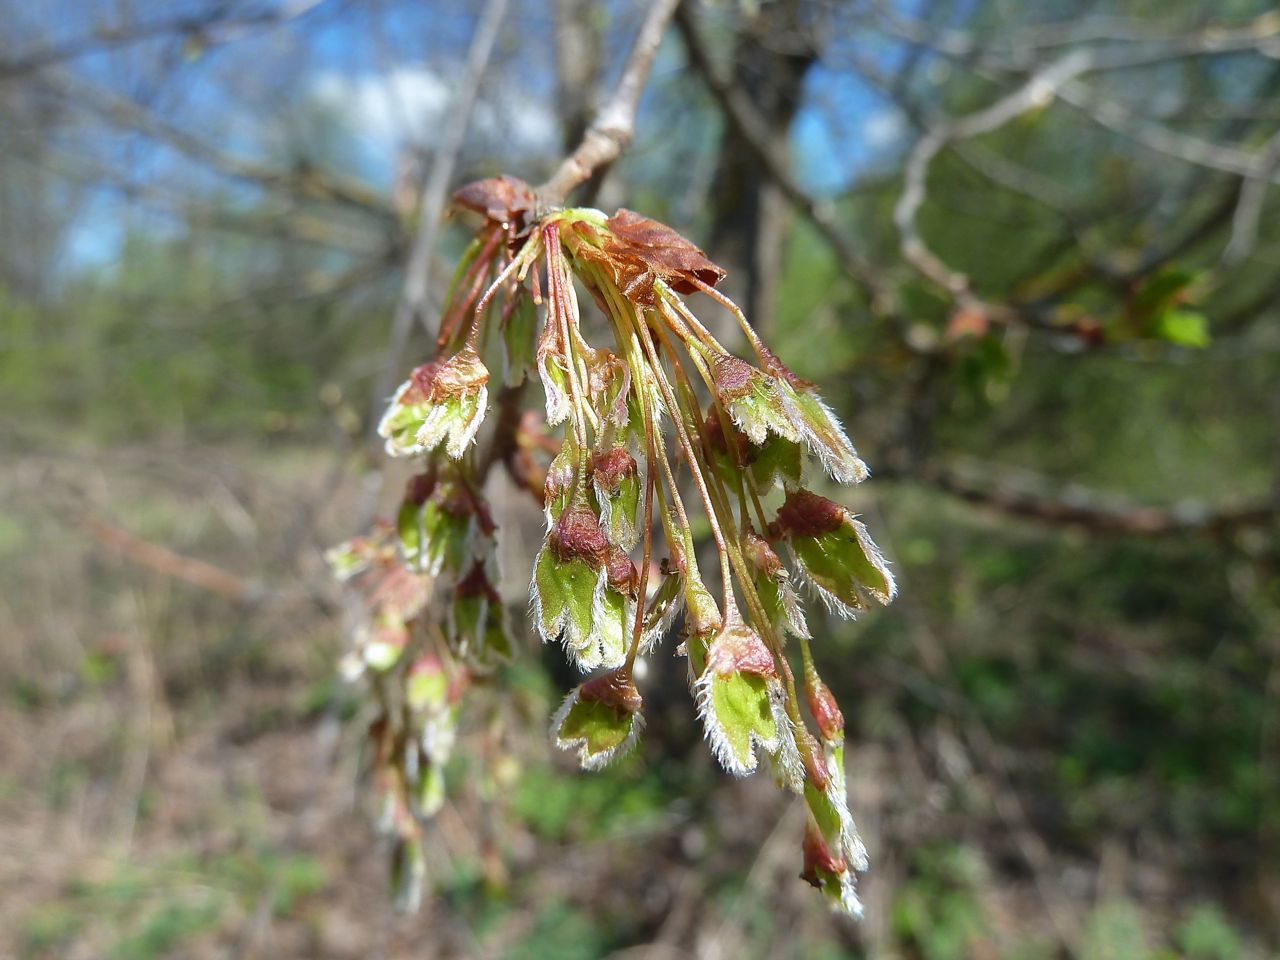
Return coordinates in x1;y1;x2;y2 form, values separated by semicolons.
892;463;1280;538
86;513;262;603
536;0;682;204
372;0;510;420
0;0;331;80
890;10;1280;300
45;71;396;222
867;3;1280;73
894;49;1096;301
1225;129;1280;264
1058;83;1280;184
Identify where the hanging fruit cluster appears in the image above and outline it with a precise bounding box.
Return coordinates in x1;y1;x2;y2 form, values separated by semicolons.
329;175;896;915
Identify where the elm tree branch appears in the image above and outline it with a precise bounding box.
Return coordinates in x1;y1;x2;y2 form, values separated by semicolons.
536;0;682;205
892;10;1280;300
0;0;331;81
46;72;396;222
890;463;1280;538
1224;129;1280;265
893;50;1095;301
866;3;1280;73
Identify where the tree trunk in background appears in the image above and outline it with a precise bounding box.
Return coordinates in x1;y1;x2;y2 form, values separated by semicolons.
705;0;816;337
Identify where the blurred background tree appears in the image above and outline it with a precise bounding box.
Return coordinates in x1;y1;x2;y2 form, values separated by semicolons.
1;1;1278;957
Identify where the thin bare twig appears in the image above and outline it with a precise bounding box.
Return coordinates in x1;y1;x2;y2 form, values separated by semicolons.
46;71;396;221
868;3;1280;74
1225;129;1280;264
894;50;1095;300
885;463;1280;537
891;9;1280;299
1058;83;1280;184
0;0;331;80
85;514;262;603
536;0;682;205
374;0;510;412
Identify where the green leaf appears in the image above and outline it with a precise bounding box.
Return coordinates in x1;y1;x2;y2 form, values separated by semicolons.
780;493;895;617
1155;309;1210;348
416;762;446;817
503;291;537;386
592;586;633;670
414;391;487;459
390;838;425;913
594;461;642;549
533;548;603;668
538;351;572;425
613;471;643;545
398;490;472;576
699;669;778;774
802;815;862;917
712;353;801;446
553;693;641;769
728;382;801;445
363;636;404;672
1132;266;1199;315
749;434;805;492
406;665;448;711
780;385;868;485
448;591;511;669
551;668;644;769
377;350;489;459
324;542;363;580
543;438;581;524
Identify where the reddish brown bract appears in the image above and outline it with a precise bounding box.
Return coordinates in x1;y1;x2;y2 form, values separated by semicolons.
579;668;643;714
598;208;727;304
776;489;845;538
604;544;640;596
592;447;638;488
452;174;536;229
707;624;778;679
549;506;611;566
806;677;845;743
454;561;500;603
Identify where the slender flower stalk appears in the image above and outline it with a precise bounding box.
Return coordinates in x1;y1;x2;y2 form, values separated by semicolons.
329;176;897;917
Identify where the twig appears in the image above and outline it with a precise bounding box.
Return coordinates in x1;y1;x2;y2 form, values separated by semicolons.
0;0;331;80
891;10;1280;300
85;514;262;602
378;0;510;383
45;71;396;222
1224;128;1280;264
679;7;1105;349
536;0;682;205
1058;83;1280;185
894;50;1095;301
869;3;1280;74
886;463;1280;537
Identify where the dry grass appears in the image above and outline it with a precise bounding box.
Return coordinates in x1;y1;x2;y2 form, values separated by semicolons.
0;443;857;959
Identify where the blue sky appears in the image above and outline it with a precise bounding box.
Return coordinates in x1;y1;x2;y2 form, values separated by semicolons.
39;0;910;269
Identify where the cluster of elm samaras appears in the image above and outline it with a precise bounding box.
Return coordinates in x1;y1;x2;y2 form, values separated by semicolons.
328;175;896;915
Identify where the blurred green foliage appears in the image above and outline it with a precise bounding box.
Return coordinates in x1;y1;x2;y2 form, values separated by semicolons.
22;850;325;960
